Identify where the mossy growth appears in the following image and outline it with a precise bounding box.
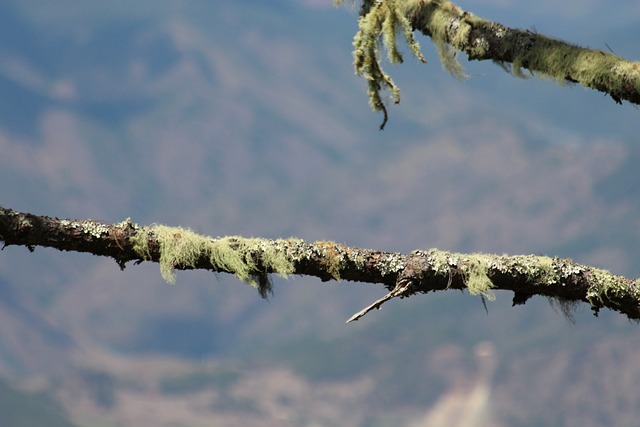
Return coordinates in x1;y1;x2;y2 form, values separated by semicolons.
585;267;631;307
508;255;558;285
131;225;295;298
507;37;639;101
338;0;426;129
462;254;495;301
415;0;469;79
315;240;345;280
421;249;495;298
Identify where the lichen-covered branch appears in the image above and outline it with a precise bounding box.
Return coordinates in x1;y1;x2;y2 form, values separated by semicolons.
339;0;640;127
1;206;639;322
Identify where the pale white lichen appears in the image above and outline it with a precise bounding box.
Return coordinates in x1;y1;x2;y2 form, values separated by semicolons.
379;252;406;276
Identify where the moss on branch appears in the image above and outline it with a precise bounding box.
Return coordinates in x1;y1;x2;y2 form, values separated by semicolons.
1;206;639;322
336;0;640;127
131;226;296;297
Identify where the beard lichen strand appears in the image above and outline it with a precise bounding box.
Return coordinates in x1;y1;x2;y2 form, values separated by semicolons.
350;0;427;128
130;226;295;296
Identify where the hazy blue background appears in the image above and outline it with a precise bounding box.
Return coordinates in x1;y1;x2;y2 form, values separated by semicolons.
0;1;639;426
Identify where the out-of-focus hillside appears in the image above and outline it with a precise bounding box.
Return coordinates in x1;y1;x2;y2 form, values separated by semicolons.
0;1;639;426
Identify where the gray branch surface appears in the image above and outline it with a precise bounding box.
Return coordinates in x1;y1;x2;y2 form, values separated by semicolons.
2;205;639;322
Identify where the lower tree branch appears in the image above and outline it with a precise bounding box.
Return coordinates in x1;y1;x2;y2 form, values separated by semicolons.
1;205;639;321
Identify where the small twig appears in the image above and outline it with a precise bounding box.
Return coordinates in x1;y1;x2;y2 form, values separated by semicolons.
3;206;640;322
347;278;413;322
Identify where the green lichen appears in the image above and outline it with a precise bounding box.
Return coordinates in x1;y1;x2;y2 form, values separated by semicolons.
422;248;453;275
463;255;495;301
315;240;345;280
489;22;640;99
353;251;366;269
532;256;555;283
131;225;295;297
349;0;426;129
585;267;626;307
340;0;640;128
419;0;469;79
507;255;580;320
508;255;558;285
420;249;494;297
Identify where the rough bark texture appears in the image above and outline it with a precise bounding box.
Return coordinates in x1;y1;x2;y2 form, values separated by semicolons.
346;0;640;128
405;0;640;104
2;206;639;322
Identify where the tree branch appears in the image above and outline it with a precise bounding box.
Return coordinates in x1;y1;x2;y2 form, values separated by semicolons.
407;0;640;103
345;0;640;127
1;206;639;322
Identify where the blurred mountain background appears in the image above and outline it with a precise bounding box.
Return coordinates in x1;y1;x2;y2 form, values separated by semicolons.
0;1;639;426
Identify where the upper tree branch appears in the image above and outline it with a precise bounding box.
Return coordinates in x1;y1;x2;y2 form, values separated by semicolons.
1;206;639;322
406;0;640;104
346;0;640;127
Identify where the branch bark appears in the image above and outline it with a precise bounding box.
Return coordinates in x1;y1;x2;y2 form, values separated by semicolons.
348;0;640;128
1;205;639;322
405;0;640;104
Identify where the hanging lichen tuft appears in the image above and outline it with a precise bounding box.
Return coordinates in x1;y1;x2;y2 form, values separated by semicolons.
131;225;296;298
340;0;426;130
